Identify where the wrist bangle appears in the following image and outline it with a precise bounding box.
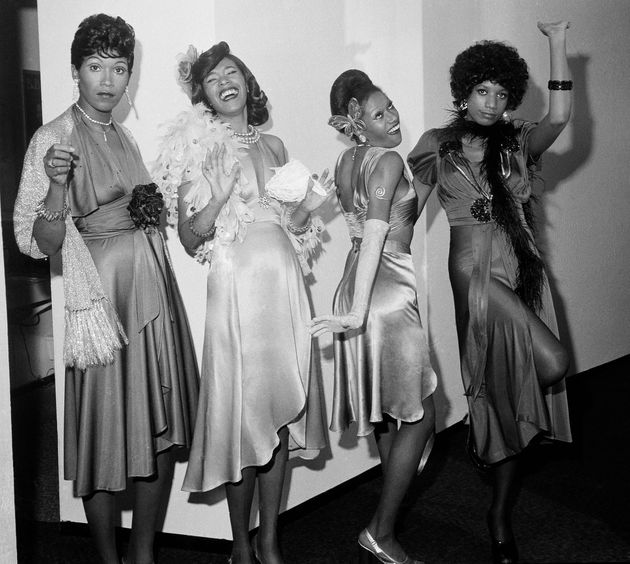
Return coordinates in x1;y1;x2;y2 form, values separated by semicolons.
287;208;311;235
35;197;70;222
548;80;573;91
189;211;216;240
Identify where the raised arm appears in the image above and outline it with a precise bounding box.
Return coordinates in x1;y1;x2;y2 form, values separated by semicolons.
29;136;75;256
178;143;240;251
527;21;573;158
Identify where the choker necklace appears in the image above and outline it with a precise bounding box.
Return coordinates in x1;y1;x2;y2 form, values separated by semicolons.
352;142;371;161
229;124;260;144
74;103;112;141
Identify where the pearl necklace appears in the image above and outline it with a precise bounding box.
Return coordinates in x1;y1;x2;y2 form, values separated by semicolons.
74;103;113;141
74;103;113;126
229;125;260;144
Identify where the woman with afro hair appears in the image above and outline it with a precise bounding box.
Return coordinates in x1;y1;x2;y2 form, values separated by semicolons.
408;21;573;564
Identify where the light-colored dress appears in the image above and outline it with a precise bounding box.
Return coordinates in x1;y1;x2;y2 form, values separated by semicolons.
408;122;572;465
14;106;199;496
331;147;437;437
153;106;327;492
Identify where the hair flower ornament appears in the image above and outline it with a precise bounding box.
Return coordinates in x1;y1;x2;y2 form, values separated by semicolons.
328;114;367;140
175;44;199;99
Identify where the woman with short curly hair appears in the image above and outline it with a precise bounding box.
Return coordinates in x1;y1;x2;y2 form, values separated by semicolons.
14;13;199;564
408;22;573;564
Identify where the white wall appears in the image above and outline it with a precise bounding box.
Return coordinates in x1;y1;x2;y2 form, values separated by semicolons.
38;0;440;540
422;0;630;374
34;0;629;543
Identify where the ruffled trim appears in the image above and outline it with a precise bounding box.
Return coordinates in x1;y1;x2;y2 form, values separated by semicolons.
151;103;254;264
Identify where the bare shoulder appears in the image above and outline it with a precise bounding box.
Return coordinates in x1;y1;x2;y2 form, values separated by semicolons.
374;149;404;175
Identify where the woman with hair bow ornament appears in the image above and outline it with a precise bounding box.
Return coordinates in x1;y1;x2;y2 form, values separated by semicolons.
153;41;332;564
311;69;437;564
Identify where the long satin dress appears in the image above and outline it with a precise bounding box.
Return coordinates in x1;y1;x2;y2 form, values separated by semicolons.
182;136;327;493
408;122;571;465
16;106;200;497
331;147;437;437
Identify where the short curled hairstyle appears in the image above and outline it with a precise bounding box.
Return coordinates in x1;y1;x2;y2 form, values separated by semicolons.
450;40;529;111
190;41;269;127
329;69;381;117
71;13;135;72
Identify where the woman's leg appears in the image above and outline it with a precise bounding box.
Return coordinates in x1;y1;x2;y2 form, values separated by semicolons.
226;467;257;564
488;457;519;542
127;449;175;564
256;427;289;564
365;397;435;560
83;490;118;564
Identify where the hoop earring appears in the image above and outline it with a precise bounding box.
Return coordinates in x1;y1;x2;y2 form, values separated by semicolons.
125;86;134;108
72;79;79;102
458;100;468;112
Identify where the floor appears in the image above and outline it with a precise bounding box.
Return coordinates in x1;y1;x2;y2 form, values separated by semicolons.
11;356;630;563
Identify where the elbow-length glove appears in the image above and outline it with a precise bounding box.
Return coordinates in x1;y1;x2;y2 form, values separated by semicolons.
310;218;389;336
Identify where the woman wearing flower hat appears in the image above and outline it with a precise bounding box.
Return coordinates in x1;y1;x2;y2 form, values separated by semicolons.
154;41;332;564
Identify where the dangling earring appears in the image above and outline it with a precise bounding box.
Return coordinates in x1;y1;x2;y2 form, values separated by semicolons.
72;79;79;102
125;86;134;108
458;100;468;112
501;110;511;122
358;133;367;144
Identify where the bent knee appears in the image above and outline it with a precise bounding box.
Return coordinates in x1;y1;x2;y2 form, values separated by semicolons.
540;346;570;387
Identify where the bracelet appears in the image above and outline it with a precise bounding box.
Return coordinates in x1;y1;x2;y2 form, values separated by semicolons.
548;80;573;91
35;197;70;222
287;208;311;235
189;211;216;240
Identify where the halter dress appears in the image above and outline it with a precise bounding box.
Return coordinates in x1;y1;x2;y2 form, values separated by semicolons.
331;147;437;437
181;134;328;492
14;106;200;496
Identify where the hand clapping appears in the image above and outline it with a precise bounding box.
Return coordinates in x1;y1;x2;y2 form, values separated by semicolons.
202;143;241;205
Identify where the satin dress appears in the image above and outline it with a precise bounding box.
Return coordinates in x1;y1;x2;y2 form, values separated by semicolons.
408;122;571;465
331;147;437;437
16;106;200;497
182;136;327;493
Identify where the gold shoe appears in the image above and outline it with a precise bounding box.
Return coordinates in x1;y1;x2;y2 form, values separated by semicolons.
358;529;425;564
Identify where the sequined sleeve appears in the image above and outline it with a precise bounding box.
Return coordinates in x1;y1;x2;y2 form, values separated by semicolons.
13;110;74;259
407;129;440;187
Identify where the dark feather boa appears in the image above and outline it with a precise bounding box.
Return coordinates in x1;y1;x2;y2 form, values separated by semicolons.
439;114;544;312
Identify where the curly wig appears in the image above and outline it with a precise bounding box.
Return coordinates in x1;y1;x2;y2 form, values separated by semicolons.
71;14;135;72
450;40;529;111
190;41;269;127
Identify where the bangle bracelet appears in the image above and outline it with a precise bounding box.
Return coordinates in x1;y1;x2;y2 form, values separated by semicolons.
548;80;573;91
189;211;216;240
287;208;311;235
35;197;70;222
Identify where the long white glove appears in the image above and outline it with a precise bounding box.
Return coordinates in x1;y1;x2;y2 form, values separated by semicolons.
310;218;389;337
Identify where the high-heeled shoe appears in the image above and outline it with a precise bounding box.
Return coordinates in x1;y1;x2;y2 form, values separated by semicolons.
487;513;518;564
357;529;424;564
490;537;518;564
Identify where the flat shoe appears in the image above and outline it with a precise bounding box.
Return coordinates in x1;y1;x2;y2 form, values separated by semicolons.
358;528;424;564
